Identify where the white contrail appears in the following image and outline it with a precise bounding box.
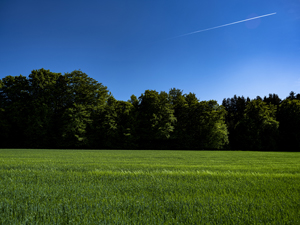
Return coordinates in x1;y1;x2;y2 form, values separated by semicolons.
168;12;277;40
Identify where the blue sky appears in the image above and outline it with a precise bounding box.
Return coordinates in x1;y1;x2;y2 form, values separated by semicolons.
1;0;299;103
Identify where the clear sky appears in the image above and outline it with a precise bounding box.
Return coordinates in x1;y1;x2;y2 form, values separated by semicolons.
1;0;299;103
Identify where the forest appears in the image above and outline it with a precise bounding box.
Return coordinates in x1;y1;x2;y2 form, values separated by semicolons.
0;68;299;151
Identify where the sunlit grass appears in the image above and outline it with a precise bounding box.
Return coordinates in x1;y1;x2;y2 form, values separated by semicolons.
0;149;299;224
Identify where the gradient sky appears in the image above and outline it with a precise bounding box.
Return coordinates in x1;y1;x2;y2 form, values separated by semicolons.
1;0;299;103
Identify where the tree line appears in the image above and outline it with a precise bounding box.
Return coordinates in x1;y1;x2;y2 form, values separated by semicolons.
0;69;299;151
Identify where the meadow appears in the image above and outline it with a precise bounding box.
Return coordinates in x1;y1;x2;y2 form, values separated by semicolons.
0;149;299;224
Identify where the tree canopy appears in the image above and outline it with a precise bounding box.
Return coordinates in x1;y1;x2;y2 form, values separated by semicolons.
0;69;299;151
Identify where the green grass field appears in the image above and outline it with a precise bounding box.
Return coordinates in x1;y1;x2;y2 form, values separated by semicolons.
0;149;299;224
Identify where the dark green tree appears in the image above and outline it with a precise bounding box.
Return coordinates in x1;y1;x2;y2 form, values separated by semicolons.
135;90;176;149
114;100;135;148
26;69;62;147
277;99;300;151
90;96;122;149
287;91;296;100
0;79;11;147
185;98;228;149
235;99;279;150
62;70;110;148
263;93;281;106
0;75;30;147
222;95;249;149
168;88;189;149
